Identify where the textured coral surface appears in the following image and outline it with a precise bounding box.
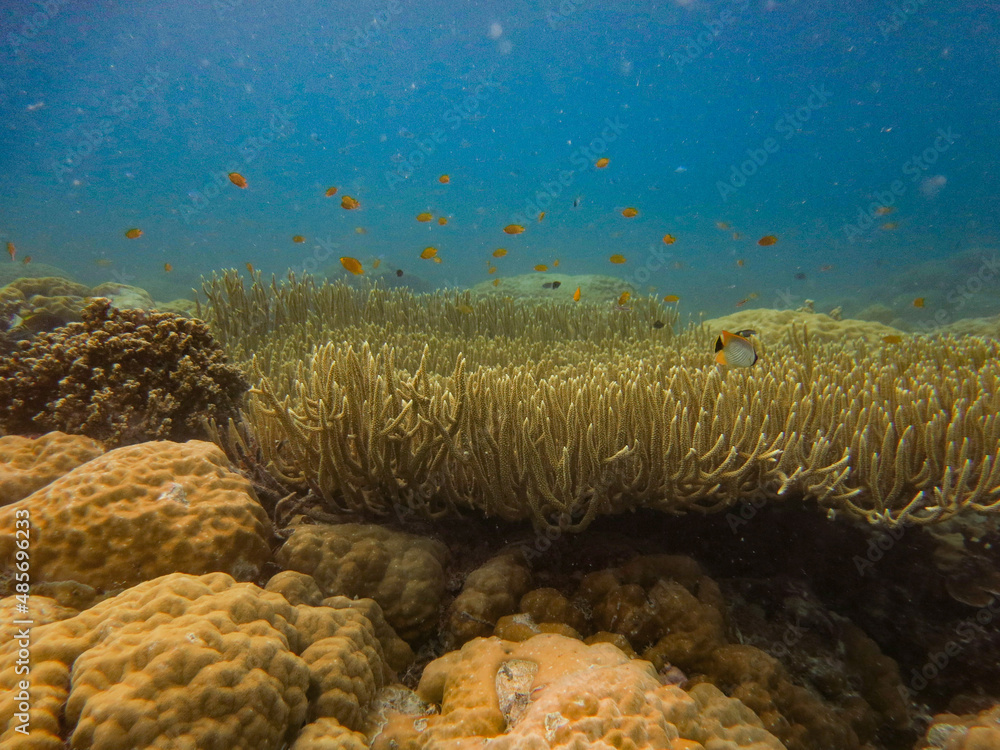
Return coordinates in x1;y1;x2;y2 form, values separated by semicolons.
0;432;103;506
0;441;272;593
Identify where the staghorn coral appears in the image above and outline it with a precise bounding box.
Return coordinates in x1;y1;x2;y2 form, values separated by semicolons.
0;432;103;506
0;572;407;750
370;632;785;749
0;297;247;446
276;523;449;643
0;440;272;594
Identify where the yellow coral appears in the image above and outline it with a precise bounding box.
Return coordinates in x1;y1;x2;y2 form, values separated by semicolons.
0;572;403;750
0;432;103;506
276;523;448;642
0;441;272;593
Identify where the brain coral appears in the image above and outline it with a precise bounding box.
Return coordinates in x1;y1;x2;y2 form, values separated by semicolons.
371;632;785;749
0;441;272;594
0;297;247;446
0;432;103;506
276;523;449;642
0;571;403;750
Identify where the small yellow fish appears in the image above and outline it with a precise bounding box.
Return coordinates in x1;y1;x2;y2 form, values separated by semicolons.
340;256;364;275
488;266;497;274
125;228;142;239
420;246;438;259
538;211;545;222
553;258;560;267
913;297;925;308
457;303;473;314
438;217;448;225
164;263;173;272
432;256;442;264
416;212;433;222
875;206;895;216
492;248;507;258
246;262;254;273
609;254;626;264
618;291;631;306
573;286;581;302
534;264;548;272
663;295;680;303
621;207;638;218
492;278;501;286
355;227;367;234
372;258;382;269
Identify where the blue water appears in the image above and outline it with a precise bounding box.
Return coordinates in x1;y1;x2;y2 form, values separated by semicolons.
1;0;997;318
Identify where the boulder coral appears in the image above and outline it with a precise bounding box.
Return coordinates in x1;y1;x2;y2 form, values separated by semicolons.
0;441;272;594
0;297;247;446
276;523;449;642
0;572;406;750
370;633;786;749
0;432;103;506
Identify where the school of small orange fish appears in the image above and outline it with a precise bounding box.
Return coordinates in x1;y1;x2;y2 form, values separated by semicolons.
3;161;915;361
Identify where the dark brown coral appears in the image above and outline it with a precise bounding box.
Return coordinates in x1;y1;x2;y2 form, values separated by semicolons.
0;297;248;446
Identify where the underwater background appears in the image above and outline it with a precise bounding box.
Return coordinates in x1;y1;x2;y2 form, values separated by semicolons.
2;0;999;322
3;2;1000;750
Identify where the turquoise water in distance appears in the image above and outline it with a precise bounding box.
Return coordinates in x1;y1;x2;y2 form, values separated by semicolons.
1;0;998;321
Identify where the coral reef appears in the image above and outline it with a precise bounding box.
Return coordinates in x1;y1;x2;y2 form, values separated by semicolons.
0;441;272;594
916;704;1000;748
371;633;786;749
0;572;405;750
0;432;103;506
0;297;247;445
703;307;904;343
276;523;449;642
470;271;638;301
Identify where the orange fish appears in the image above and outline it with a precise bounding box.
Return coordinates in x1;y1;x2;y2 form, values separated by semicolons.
609;254;626;264
819;264;834;272
875;206;895;216
325;186;338;197
573;286;581;302
492;278;501;286
881;222;898;231
124;228;142;239
229;172;248;188
538;211;545;222
735;298;749;308
757;235;778;246
882;335;903;344
292;235;305;243
417;212;433;222
341;195;360;210
420;246;438;259
372;259;382;269
246;262;254;273
488;265;497;274
736;259;745;267
732;232;741;240
553;259;560;267
6;242;14;261
913;297;925;308
715;221;731;230
621;207;638;218
617;291;631;306
438;217;448;225
164;263;173;272
432;257;442;264
663;295;680;303
534;264;548;272
439;174;450;184
340;256;364;275
504;224;525;235
492;248;507;258
22;255;31;264
595;157;610;168
662;234;676;245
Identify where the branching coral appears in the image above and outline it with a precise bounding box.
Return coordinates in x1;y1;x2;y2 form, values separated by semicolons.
205;271;1000;529
0;297;247;446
